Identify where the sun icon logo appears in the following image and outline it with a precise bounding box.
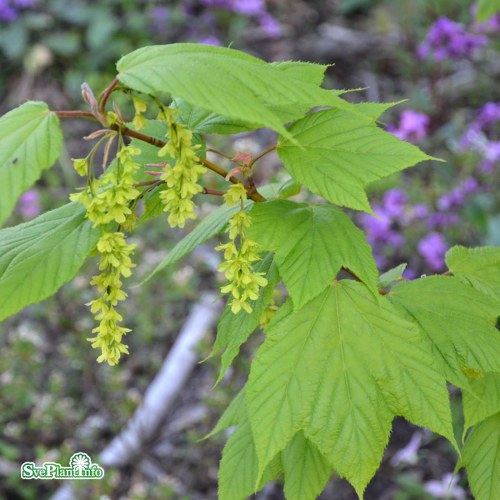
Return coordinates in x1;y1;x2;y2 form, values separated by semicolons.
69;452;91;476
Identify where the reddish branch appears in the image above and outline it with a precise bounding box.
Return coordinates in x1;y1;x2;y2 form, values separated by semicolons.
56;108;267;202
113;124;266;202
56;110;98;121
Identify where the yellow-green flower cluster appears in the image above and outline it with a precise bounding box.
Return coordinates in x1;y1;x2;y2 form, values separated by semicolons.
70;144;141;366
86;232;136;366
132;95;147;130
216;184;268;314
70;145;141;228
157;109;206;228
72;157;88;176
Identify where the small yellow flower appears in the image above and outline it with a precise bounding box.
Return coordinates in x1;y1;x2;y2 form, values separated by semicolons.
71;145;141;228
72;158;88;176
132;95;147;114
223;183;247;206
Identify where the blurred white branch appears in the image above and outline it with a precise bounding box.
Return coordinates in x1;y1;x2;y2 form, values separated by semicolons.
51;291;221;500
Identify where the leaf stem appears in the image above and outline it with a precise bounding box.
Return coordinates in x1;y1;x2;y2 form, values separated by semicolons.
206;147;234;161
249;144;277;167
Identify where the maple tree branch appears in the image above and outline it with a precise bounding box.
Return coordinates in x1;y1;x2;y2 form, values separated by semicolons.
114;124;266;202
56;110;99;121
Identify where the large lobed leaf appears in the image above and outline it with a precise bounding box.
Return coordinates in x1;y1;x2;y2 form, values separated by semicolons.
390;276;500;389
218;416;282;500
172;60;330;136
462;412;500;500
281;431;333;500
463;373;500;430
246;280;454;497
0;101;62;226
247;200;378;308
213;389;333;500
278;108;432;212
0;203;99;322
446;245;500;302
116;44;355;142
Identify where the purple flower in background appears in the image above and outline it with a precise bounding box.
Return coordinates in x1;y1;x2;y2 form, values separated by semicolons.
232;0;265;15
150;6;169;33
418;16;487;61
479;141;500;173
460;176;480;194
197;35;222;45
18;189;41;219
359;205;406;250
374;254;388;269
199;0;229;7
12;0;36;7
476;102;500;128
418;232;447;271
427;212;459;229
460;103;500;172
476;14;500;33
383;188;408;218
0;0;17;21
461;102;500;150
388;110;429;143
403;268;417;280
258;12;282;37
360;207;392;244
0;0;36;21
197;0;282;38
200;0;264;15
412;203;429;219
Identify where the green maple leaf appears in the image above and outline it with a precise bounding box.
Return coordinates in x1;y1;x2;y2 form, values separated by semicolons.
282;430;333;500
446;245;500;302
218;417;282;500
277;108;433;212
0;203;99;322
463;373;500;430
0;101;62;226
172;60;330;136
213;389;333;500
117;44;355;143
390;276;500;389
246;280;455;497
247;200;378;309
462;413;500;500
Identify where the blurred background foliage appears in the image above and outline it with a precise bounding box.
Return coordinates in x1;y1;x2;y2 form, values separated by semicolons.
1;0;499;498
